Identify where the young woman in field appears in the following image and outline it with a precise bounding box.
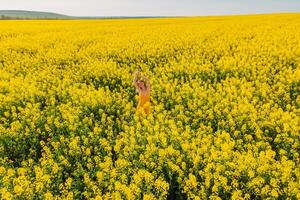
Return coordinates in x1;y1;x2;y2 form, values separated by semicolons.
133;71;151;115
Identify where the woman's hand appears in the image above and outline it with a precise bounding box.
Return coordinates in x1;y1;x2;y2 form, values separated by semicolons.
133;71;150;95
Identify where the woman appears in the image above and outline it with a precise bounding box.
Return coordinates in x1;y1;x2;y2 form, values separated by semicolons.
133;71;151;115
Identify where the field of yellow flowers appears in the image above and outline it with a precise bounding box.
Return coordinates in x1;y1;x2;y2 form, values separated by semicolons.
0;13;300;199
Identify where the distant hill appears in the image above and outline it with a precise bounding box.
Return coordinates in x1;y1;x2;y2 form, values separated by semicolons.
0;10;170;20
0;10;74;19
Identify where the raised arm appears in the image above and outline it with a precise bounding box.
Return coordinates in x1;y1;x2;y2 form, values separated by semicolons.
144;76;151;94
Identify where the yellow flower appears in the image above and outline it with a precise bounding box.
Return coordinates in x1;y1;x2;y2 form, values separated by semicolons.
270;189;278;198
66;192;73;200
65;177;73;189
1;188;13;200
44;192;53;200
155;178;169;192
0;167;6;176
14;185;23;196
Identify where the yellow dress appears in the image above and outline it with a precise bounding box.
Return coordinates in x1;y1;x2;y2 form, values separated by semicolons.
136;93;151;115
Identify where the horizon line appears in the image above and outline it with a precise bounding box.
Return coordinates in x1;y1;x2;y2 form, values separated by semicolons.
0;9;299;18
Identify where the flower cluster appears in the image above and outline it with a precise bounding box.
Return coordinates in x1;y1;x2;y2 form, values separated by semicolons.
0;14;300;199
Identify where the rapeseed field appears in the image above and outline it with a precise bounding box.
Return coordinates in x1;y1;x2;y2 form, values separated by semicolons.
0;13;299;199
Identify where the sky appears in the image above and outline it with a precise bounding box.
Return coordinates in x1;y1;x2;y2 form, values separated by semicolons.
0;0;300;17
